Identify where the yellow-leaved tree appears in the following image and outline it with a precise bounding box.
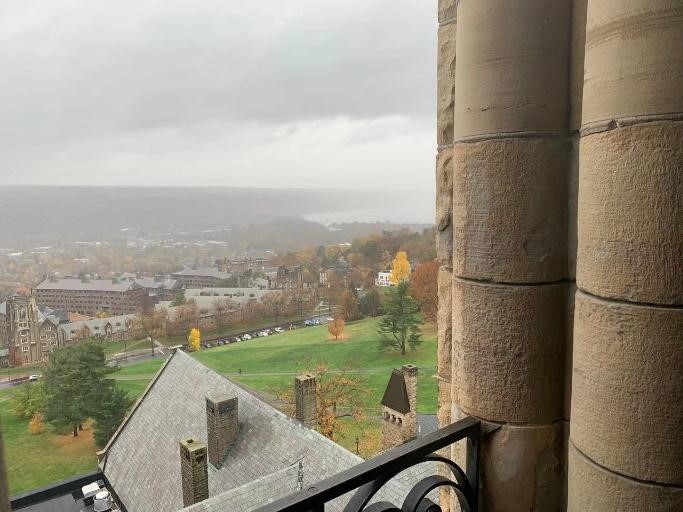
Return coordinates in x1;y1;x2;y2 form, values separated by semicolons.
188;328;201;352
389;251;411;284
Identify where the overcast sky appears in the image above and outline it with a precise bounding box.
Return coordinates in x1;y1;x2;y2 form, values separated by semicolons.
0;0;436;190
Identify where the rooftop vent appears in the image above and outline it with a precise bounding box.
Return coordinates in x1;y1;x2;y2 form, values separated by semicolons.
93;490;112;512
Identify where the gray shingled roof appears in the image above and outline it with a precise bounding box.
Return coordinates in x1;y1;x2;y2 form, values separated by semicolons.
35;278;140;292
101;351;363;512
101;351;439;512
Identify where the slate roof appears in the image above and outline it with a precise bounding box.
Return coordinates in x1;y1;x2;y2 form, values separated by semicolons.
380;369;410;413
101;351;438;512
101;350;363;512
35;278;141;292
134;277;179;290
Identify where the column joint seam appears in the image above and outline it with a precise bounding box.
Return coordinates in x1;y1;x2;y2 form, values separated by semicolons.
454;130;576;144
576;287;683;310
581;112;683;136
454;275;569;288
570;440;683;490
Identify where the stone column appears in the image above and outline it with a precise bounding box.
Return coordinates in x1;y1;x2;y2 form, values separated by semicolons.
449;1;572;509
436;4;456;508
568;1;683;509
436;0;456;434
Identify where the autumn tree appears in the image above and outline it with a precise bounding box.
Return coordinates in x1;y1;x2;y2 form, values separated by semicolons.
12;383;46;420
389;251;411;284
340;289;362;321
188;328;201;352
328;317;345;340
410;259;439;323
359;288;382;317
272;363;370;441
212;298;233;330
377;281;422;355
28;412;45;435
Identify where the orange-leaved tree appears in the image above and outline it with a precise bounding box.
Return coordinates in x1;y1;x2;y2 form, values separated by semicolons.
328;317;345;340
271;362;370;441
28;412;45;435
410;259;439;323
389;251;411;284
188;327;201;352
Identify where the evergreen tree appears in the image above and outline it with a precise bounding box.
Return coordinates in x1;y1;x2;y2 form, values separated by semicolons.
377;281;422;355
92;384;132;448
44;343;124;438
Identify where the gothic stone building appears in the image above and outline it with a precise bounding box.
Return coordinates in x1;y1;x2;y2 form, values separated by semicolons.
0;294;65;366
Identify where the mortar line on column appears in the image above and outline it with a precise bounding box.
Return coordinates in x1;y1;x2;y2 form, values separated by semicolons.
453;275;568;288
438;17;457;27
454;130;576;145
454;409;566;429
576;287;683;310
580;112;683;137
570;441;683;490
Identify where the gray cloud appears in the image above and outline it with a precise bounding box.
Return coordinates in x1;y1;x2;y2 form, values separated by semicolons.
0;0;437;189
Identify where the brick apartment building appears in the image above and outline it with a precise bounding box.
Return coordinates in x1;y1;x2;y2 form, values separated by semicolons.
171;268;234;288
34;277;146;316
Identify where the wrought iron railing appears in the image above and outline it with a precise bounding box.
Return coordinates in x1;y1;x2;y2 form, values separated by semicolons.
254;416;481;512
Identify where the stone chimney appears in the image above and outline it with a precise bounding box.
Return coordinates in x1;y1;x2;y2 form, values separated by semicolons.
179;438;208;507
402;364;418;439
380;365;418;450
295;373;317;428
206;393;238;468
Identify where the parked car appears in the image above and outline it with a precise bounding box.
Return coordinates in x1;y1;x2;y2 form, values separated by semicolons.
274;327;284;333
304;319;313;326
242;334;252;340
313;319;321;325
232;337;241;343
28;374;41;382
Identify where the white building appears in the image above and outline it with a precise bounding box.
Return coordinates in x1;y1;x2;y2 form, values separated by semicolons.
375;271;393;287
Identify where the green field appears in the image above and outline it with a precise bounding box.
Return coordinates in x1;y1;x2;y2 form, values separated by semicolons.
2;317;437;495
0;388;98;495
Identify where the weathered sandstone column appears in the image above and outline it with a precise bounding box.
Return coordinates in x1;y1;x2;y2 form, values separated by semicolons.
436;0;456;435
449;1;573;509
568;1;683;509
436;4;456;509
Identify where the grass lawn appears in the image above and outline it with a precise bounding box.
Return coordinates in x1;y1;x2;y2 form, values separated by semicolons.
101;338;154;355
0;387;98;495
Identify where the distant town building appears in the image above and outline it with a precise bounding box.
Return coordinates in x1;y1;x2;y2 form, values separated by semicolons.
116;274;181;303
60;314;139;343
35;277;146;316
375;271;393;287
0;294;66;366
172;268;234;288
